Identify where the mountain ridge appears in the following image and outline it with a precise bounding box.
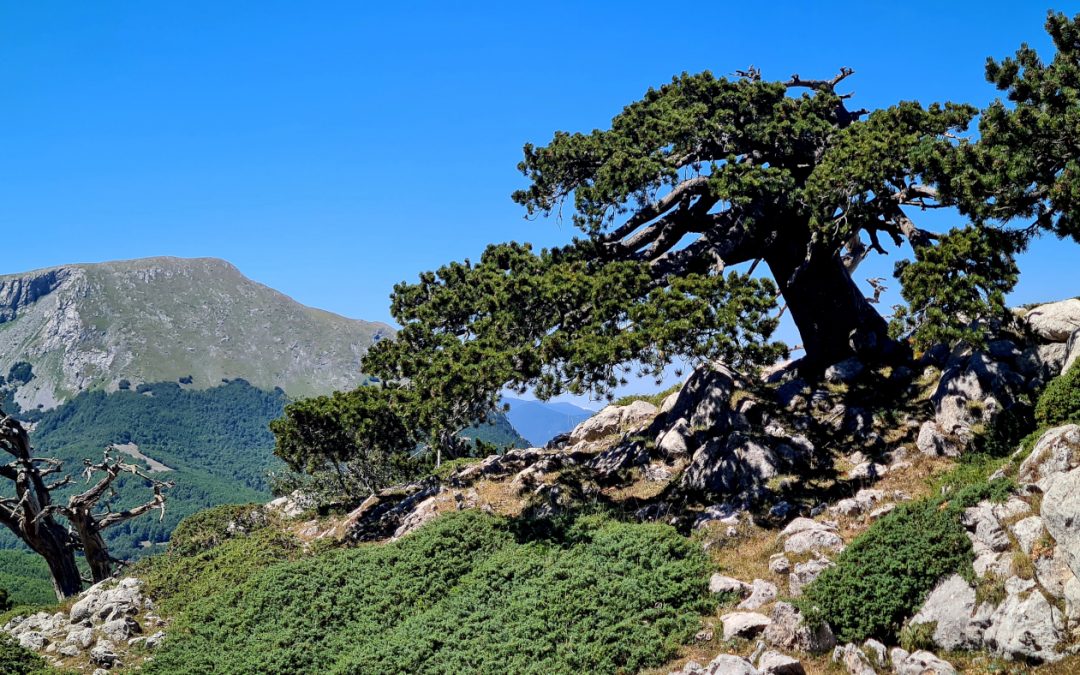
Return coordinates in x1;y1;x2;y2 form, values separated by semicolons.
0;256;393;410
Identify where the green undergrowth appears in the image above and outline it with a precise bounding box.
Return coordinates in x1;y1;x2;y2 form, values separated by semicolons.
143;510;712;675
798;477;1012;643
1035;359;1080;427
614;383;681;409
0;633;55;675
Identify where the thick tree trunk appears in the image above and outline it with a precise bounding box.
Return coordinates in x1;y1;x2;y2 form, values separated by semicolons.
764;222;899;376
25;523;83;599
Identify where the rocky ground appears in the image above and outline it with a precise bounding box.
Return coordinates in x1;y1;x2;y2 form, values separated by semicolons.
3;298;1080;674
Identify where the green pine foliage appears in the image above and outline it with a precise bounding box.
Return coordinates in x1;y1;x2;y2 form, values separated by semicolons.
1035;360;1080;427
142;511;712;675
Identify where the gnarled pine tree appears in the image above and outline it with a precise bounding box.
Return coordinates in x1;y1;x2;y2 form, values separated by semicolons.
0;408;171;599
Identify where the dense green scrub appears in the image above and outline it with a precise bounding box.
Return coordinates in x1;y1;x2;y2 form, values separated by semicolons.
798;479;1011;643
1035;359;1080;427
0;551;55;607
0;633;52;675
143;510;712;675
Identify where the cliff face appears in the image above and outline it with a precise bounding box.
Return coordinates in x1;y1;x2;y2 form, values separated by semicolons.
0;257;392;409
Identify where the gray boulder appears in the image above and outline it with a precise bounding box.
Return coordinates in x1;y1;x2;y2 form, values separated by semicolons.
710;574;751;597
1024;298;1080;342
894;650;957;675
962;504;1010;552
788;557;832;598
983;577;1064;663
763;602;835;653
720;611;772;640
1042;466;1080;580
831;643;875;675
780;518;844;555
1065;328;1080;372
568;400;657;444
825;358;864;384
1010;515;1045;555
908;574;983;651
757;651;804;675
1017;425;1080;492
737;579;778;610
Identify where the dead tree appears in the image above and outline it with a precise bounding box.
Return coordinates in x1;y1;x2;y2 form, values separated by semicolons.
0;407;172;600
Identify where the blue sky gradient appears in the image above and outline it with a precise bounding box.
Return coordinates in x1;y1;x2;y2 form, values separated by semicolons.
3;2;1079;404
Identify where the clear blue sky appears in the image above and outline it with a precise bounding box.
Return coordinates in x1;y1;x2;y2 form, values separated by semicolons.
2;2;1079;372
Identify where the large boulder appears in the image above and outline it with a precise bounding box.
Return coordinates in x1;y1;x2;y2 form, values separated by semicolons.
1018;425;1080;492
737;579;778;610
1042;467;1080;580
983;577;1064;663
680;434;778;497
568;400;658;444
778;518;844;555
674;654;761;675
893;650;957;675
1024;298;1080;342
908;574;984;651
757;651;804;675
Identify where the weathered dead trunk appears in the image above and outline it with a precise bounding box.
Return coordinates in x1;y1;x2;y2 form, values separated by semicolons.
20;521;83;599
764;222;898;376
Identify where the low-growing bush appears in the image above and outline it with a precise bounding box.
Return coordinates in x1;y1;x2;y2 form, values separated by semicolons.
167;503;271;556
1035;360;1080;427
0;633;51;674
797;499;975;643
143;510;712;675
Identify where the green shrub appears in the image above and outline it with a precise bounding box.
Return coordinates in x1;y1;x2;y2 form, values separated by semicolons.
0;633;51;675
797;499;974;643
143;510;712;675
614;383;681;408
167;503;271;556
899;621;937;653
1035;361;1080;427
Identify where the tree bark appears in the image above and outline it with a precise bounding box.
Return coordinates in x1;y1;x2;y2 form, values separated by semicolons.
763;220;899;376
24;523;83;599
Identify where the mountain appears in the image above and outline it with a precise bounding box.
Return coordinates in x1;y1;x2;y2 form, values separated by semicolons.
0;257;392;410
503;397;594;447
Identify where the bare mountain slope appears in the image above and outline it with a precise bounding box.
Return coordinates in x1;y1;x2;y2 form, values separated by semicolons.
0;256;392;409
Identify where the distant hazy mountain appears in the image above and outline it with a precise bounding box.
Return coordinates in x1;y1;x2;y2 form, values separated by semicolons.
0;257;392;410
503;397;594;447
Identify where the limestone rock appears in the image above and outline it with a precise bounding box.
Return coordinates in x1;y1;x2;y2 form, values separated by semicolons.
862;639;886;667
710;574;751;597
894;650;957;675
1010;515;1045;555
757;651;804;675
568;400;658;444
909;574;983;651
1017;425;1080;491
1065;328;1080;372
768;554;790;575
825;358;864;384
1042;467;1080;580
962;503;1010;552
779;519;843;555
720;612;772;640
789;557;833;598
679;654;761;674
738;579;778;610
1024;298;1080;342
763;602;835;653
831;643;875;675
983;578;1063;663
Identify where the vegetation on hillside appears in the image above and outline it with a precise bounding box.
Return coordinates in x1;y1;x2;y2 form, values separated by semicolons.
140;510;712;675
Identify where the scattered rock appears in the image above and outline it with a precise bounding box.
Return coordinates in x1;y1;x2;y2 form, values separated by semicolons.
1042;467;1080;581
678;654;761;675
709;574;751;597
831;643;875;675
789;557;833;597
569;400;658;444
825;358;864;384
737;579;778;610
757;651;804;675
763;602;835;653
893;650;957;675
962;503;1010;552
768;554;790;575
862;638;887;667
1010;515;1045;555
90;644;121;668
983;577;1064;663
720;611;772;640
779;519;844;555
18;632;46;651
264;489;314;518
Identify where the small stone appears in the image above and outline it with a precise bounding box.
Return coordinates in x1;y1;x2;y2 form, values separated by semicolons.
757;650;805;675
738;579;779;610
720;611;772;640
710;573;751;596
769;554;791;575
862;638;887;666
789;557;833;597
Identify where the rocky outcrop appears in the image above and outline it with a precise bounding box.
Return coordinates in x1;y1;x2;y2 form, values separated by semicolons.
1023;298;1080;342
763;602;835;653
2;577;165;671
908;574;985;651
